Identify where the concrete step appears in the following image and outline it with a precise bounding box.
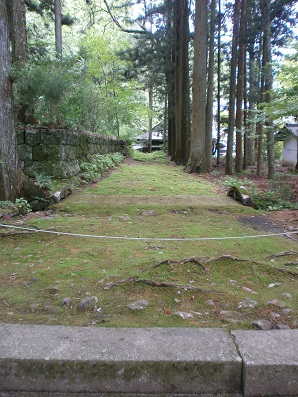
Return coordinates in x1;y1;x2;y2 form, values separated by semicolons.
0;324;297;396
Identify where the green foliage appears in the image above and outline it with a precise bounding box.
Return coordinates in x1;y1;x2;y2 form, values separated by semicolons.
79;153;124;183
15;198;32;215
33;173;53;191
132;150;168;163
223;174;298;211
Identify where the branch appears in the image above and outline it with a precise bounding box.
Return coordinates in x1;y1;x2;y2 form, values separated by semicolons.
103;0;148;35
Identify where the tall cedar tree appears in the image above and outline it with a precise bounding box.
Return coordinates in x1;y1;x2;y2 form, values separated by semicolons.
225;0;240;175
185;0;208;173
0;0;22;200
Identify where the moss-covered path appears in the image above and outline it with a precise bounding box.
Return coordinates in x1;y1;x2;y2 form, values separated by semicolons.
1;156;297;329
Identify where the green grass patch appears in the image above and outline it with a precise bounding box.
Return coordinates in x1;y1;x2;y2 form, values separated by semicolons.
1;157;297;329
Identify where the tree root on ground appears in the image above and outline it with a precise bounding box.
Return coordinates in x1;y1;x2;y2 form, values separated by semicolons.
99;254;297;291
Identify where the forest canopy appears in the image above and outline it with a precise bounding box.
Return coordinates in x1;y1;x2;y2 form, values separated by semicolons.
0;0;298;201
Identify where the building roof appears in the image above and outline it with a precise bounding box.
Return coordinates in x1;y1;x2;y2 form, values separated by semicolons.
285;123;298;136
275;123;298;141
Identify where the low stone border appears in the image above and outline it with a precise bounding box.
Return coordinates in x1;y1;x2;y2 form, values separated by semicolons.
227;185;253;207
0;324;297;396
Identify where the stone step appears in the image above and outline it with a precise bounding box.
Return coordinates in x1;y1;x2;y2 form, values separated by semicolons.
0;324;297;396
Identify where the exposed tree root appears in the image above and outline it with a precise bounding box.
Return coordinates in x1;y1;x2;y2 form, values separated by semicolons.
102;275;221;293
99;254;296;291
138;256;210;274
266;251;298;258
275;268;298;277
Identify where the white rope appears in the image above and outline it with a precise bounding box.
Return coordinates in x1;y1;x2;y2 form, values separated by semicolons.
1;223;297;241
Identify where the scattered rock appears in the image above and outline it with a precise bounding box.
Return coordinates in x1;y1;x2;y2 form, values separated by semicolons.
265;299;286;308
220;310;243;319
42;300;57;314
252;319;274;330
230;280;238;286
126;300;149;310
62;297;72;307
173;311;194;319
77;297;95;312
206;299;215;306
281;292;292;300
275;323;291;330
282;308;293;316
238;298;258;309
271;312;281;318
242;286;258;294
268;283;281;288
69;282;75;288
46;286;59;294
23;277;39;287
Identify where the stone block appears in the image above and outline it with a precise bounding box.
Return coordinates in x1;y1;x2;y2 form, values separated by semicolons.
232;329;298;396
18;144;32;161
25;130;41;146
0;325;242;395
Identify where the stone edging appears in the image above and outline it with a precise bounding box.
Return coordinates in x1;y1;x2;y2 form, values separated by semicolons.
0;324;297;396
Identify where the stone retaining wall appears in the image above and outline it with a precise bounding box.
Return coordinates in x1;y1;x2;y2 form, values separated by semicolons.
17;128;127;179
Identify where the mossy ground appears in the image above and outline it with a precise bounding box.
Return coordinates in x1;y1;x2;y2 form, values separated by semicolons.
1;153;297;329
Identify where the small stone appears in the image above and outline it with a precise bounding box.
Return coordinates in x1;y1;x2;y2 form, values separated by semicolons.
265;299;286;308
281;293;292;299
292;319;298;326
268;283;281;288
69;282;75;288
271;312;280;318
252;319;274;330
77;297;94;312
62;297;72;307
46;286;59;294
126;300;149;310
206;299;215;306
230;280;238;286
238;298;258;309
43;300;57;314
24;277;39;286
173;311;194;319
275;323;291;330
282;308;293;316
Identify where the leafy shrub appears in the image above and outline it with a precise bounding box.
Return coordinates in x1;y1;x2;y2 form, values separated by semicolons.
79;153;123;183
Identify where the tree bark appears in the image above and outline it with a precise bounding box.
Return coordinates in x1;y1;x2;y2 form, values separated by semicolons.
6;0;27;63
235;0;247;173
186;0;208;173
225;0;241;175
54;0;62;59
0;0;22;201
261;0;275;179
206;0;216;171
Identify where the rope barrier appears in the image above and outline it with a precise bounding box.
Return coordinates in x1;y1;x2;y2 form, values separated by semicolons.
1;223;297;242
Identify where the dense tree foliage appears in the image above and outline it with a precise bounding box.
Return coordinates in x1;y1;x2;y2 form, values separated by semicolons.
1;0;298;200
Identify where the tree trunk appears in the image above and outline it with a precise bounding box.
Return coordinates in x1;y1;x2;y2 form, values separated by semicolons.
235;0;247;173
216;0;222;165
225;0;241;175
54;0;62;59
6;0;27;63
0;0;22;201
206;0;216;171
261;0;275;179
186;0;208;173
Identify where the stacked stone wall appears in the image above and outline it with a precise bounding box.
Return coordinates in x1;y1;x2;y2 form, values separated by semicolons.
17;128;127;179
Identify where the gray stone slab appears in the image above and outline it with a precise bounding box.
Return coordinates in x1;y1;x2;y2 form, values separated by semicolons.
0;324;241;395
232;330;298;397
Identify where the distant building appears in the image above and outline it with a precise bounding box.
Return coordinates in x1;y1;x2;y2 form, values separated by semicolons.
275;123;298;168
133;131;163;152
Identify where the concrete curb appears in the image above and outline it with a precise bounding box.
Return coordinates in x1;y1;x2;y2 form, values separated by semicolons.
0;324;297;396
